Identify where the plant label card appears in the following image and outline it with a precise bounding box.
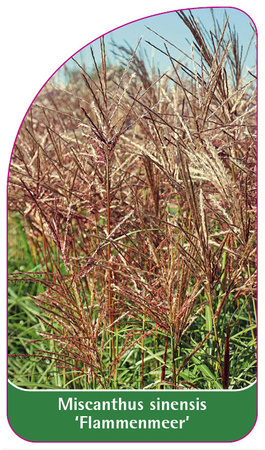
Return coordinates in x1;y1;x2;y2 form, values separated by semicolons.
7;6;257;444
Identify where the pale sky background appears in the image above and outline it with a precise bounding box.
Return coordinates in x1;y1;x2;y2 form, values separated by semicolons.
55;7;256;84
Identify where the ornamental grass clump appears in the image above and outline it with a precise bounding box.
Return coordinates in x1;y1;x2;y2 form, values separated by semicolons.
8;9;256;390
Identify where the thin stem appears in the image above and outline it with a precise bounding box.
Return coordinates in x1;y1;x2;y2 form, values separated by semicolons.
160;333;168;389
141;314;146;389
206;284;224;380
170;326;176;389
106;157;116;375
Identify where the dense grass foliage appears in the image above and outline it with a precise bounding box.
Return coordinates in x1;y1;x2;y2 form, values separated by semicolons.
8;9;256;389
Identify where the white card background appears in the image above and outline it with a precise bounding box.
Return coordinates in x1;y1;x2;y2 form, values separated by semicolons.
1;1;263;449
